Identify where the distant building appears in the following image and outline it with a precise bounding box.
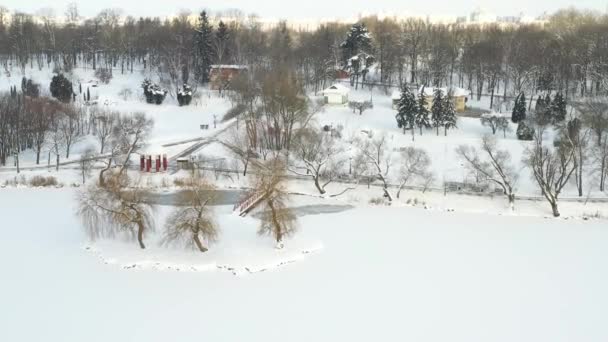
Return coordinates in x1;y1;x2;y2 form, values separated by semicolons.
209;65;247;90
322;84;350;105
418;86;470;113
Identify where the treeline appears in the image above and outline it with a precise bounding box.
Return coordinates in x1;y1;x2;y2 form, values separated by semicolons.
1;7;607;101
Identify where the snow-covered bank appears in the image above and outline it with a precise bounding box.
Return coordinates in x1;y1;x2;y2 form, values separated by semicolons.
1;188;608;342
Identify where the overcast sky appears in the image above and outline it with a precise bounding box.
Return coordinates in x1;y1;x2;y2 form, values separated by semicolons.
2;0;607;19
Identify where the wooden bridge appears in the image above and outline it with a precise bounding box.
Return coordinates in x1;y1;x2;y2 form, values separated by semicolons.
233;191;266;217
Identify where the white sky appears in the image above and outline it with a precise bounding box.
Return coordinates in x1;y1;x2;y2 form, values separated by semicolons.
2;0;607;19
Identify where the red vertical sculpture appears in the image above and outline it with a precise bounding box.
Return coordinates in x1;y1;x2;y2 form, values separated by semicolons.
140;155;145;171
162;154;168;171
146;155;151;172
155;155;161;172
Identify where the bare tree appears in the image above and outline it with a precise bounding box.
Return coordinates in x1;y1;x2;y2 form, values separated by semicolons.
457;135;518;210
289;128;345;195
77;174;155;249
523;127;577;217
577;98;608;191
254;158;297;249
93;109;117;154
348;100;373;115
163;172;218;253
60;106;81;159
99;112;153;187
77;146;96;184
395;147;431;199
224;125;254;176
354;135;393;201
480;113;510;137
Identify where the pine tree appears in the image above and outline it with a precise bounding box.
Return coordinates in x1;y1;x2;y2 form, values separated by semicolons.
511;92;527;123
551;92;567;124
415;86;431;135
194;11;214;84
395;85;417;137
431;88;444;136
50;74;73;103
340;22;372;64
442;91;457;136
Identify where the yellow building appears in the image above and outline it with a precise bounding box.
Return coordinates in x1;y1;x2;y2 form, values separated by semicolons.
418;86;469;113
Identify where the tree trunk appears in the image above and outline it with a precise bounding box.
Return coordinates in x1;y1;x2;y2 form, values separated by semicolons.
193;233;208;253
136;219;146;249
508;193;515;211
314;177;326;195
550;201;560;217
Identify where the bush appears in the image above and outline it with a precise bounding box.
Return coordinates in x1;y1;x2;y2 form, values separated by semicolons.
50;74;73;103
142;79;167;105
177;84;193;106
516;121;535;141
95;68;113;84
21;77;40;97
29;176;59;187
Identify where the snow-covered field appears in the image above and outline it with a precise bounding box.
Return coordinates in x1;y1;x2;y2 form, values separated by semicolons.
1;188;608;342
2;65;608;341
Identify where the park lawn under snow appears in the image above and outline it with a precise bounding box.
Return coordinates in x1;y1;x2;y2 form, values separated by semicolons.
1;188;608;342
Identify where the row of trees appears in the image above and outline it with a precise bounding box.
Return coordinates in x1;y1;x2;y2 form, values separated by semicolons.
395;85;457;139
0;91;88;170
2;6;608;100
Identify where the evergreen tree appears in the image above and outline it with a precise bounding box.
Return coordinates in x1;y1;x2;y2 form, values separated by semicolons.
395;85;417;136
551;92;567;124
415;86;431;135
511;92;527;123
50;74;73;103
442;91;457;136
431;88;444;135
194;11;214;84
340;22;372;64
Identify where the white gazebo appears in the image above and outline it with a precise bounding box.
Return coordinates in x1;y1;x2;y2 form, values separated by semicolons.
322;84;350;105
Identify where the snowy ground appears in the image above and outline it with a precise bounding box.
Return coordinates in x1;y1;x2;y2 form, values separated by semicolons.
1;188;608;342
2;65;608;341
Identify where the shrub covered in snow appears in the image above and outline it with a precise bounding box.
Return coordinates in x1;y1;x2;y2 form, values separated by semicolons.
29;176;60;187
177;84;193;106
142;79;168;105
516;121;535;141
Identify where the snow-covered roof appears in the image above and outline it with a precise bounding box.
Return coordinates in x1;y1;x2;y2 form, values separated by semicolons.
210;65;248;70
322;84;350;95
419;86;469;98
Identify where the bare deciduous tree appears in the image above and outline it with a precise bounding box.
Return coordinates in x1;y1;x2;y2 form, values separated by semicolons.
289;128;345;195
254;158;297;249
523;127;577;217
77;146;96;184
99;112;153;187
457;135;518;210
354;135;393;201
163;172;218;253
77;174;155;249
396;147;431;199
